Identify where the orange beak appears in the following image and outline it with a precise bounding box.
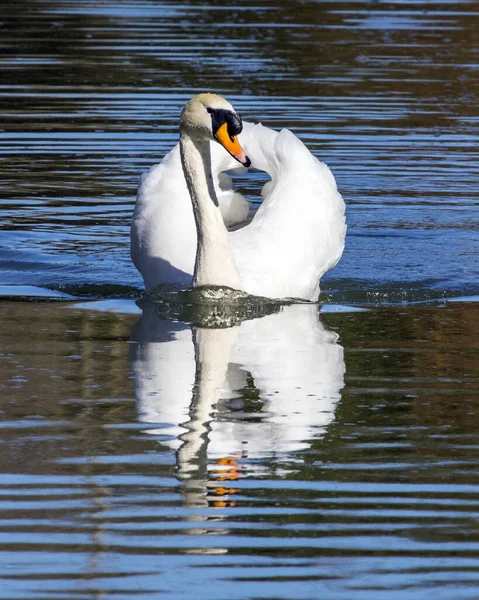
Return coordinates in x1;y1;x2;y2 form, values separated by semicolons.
214;123;251;167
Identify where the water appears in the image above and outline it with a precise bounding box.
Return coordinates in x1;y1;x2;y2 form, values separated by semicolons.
1;0;478;301
1;299;478;599
0;0;478;598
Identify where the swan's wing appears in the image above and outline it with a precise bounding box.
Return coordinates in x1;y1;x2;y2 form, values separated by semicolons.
131;145;196;289
237;121;281;177
229;125;346;300
273;127;347;273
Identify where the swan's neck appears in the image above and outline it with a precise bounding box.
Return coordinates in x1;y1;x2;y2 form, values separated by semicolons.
180;133;243;290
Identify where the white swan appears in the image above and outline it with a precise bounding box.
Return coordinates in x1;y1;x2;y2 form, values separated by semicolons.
131;93;346;301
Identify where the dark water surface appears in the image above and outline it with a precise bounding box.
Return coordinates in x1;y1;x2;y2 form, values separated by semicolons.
1;299;478;599
0;0;478;598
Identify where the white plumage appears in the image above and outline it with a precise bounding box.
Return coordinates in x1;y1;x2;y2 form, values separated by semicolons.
131;96;346;301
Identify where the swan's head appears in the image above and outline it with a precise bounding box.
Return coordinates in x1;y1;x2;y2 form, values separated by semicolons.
180;93;251;167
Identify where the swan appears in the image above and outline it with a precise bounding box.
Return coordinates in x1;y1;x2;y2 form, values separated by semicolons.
131;93;346;301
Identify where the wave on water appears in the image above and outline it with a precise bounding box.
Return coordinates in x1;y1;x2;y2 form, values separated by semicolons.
0;281;477;315
144;284;289;328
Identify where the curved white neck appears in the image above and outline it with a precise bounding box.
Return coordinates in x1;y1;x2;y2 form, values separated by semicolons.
180;133;243;290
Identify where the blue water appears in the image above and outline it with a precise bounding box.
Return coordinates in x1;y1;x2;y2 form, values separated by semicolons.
0;0;477;303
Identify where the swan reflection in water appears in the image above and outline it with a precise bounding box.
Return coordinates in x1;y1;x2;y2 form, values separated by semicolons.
130;300;345;508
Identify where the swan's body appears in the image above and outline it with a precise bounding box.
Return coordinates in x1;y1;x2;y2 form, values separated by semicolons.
131;94;346;301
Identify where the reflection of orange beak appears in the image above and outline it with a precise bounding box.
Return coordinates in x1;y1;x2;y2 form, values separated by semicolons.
214;123;251;167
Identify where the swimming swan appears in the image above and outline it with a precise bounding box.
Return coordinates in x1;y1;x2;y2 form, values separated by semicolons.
131;94;346;301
